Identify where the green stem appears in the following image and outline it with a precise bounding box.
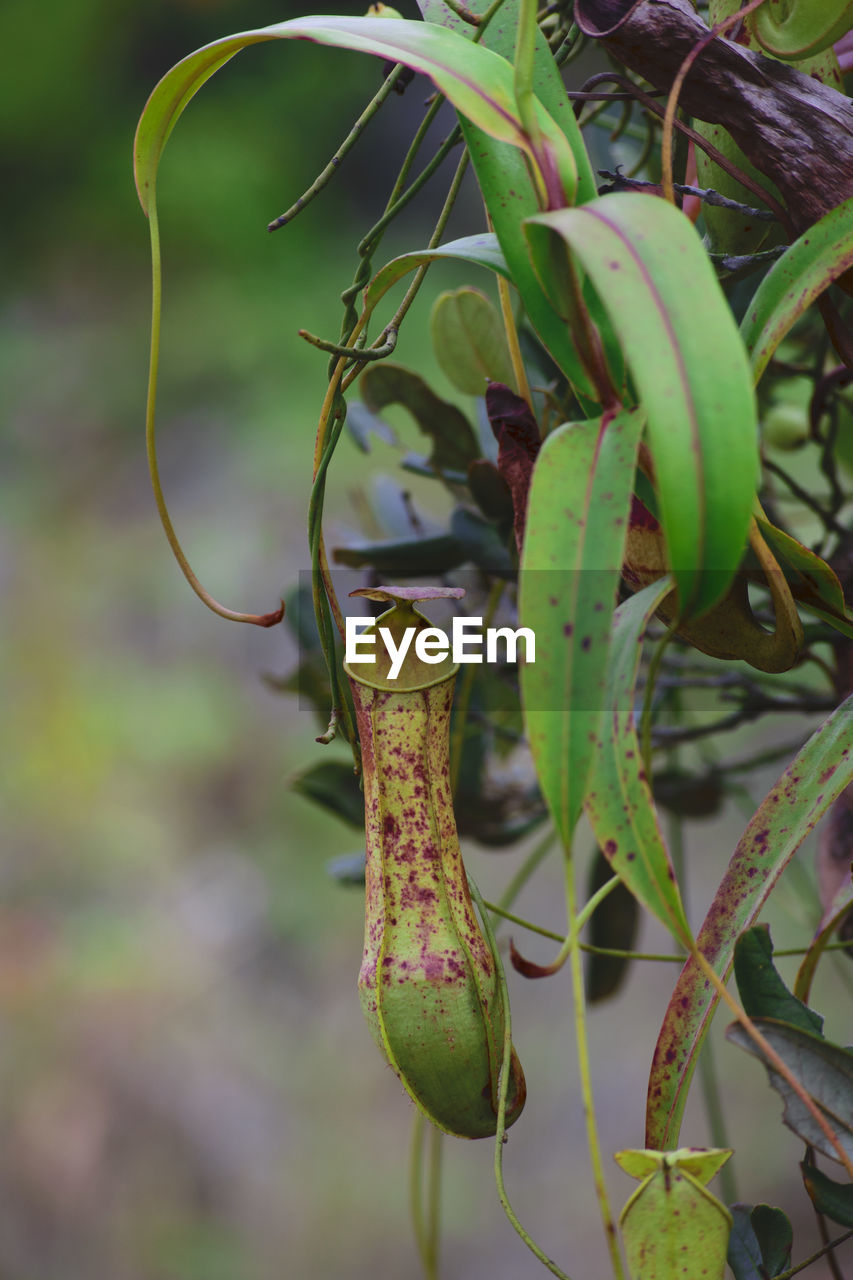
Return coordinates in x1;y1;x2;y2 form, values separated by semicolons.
565;855;625;1280
145;207;284;628
426;1125;443;1278
267;67;405;231
409;1113;431;1278
697;1033;737;1203
485;900;683;961
774;1229;853;1280
468;878;575;1280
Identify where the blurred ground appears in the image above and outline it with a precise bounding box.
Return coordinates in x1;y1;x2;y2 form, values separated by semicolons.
3;1;853;1277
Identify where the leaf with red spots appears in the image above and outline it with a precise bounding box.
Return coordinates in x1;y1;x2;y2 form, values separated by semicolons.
519;406;644;849
646;694;853;1150
584;580;692;948
524;193;760;619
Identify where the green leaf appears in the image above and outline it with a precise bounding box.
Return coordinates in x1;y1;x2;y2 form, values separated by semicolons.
726;1205;764;1280
291;759;365;828
747;0;853;60
526;194;759;619
364;234;512;315
741;197;853;385
750;1204;794;1277
615;1148;733;1280
134;15;569;215
802;1160;853;1228
646;695;853;1150
519;407;644;849
727;1204;793;1280
430;287;516;395
733;925;824;1037
726;1018;853;1164
423;0;612;402
757;515;853;639
332;532;466;575
584;580;692;947
359;363;480;474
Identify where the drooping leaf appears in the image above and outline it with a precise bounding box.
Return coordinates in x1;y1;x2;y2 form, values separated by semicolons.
646;695;853;1149
726;1018;853;1165
584;580;692;948
363;234;512;315
615;1148;733;1280
134;15;570;215
727;1203;793;1280
519;408;644;850
801;1160;853;1228
292;759;365;828
421;0;616;402
525;194;759;619
431;288;516;395
733;925;824;1037
757;515;853;639
359;363;480;475
741;196;853;384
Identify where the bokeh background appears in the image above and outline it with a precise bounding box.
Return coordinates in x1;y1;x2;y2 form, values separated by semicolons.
4;1;853;1276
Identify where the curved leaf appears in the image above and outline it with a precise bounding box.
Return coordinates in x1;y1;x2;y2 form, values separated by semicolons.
134;15;567;214
741;196;853;384
421;0;612;401
519;408;643;849
526;194;759;618
747;0;853;61
363;234;511;314
584;580;692;947
726;1019;853;1164
646;695;853;1149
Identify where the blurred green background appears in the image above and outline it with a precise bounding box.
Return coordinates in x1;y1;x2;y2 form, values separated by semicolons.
3;1;853;1276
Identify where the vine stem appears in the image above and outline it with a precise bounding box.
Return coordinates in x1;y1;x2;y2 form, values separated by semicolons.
145;206;284;627
468;877;575;1280
565;854;625;1280
510;874;622;977
267;65;405;231
408;1112;443;1280
660;0;772;205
